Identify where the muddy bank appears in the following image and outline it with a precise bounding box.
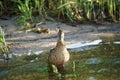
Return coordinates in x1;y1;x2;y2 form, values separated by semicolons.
0;18;120;54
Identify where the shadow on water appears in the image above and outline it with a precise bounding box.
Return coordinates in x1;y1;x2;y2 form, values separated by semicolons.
0;36;120;80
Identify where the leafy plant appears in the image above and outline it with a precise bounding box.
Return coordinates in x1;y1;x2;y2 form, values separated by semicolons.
0;26;9;58
16;0;33;24
34;0;46;19
57;1;75;22
0;0;120;24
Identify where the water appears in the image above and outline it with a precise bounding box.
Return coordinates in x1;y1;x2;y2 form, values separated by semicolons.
67;42;120;80
0;71;8;76
0;38;120;80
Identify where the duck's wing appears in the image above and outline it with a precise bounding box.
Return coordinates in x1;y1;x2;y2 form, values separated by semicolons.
50;48;55;54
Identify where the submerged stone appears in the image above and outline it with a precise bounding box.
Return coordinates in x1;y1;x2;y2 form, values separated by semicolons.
85;58;102;64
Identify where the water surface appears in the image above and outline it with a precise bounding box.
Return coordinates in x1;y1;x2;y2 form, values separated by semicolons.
0;37;120;80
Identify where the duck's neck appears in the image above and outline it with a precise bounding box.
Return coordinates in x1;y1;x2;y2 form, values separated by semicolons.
57;29;64;42
56;29;65;46
58;35;64;42
56;40;65;47
57;37;65;47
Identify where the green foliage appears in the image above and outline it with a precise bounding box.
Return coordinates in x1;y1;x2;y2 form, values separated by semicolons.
0;26;9;58
0;0;120;24
15;0;33;24
34;0;46;18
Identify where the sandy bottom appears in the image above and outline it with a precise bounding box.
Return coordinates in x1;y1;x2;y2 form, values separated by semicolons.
0;18;120;54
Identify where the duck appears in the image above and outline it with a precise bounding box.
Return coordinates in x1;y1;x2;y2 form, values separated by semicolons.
48;29;70;71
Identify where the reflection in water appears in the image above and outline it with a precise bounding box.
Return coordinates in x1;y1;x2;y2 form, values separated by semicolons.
48;64;76;80
48;69;68;80
0;71;8;76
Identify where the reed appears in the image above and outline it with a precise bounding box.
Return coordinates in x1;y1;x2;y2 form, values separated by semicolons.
0;0;119;24
17;0;33;24
46;0;120;22
34;0;46;19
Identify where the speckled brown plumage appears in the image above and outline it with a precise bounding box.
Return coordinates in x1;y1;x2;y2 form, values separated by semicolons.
48;29;70;71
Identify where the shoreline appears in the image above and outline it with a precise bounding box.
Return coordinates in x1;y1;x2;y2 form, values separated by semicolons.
0;19;120;54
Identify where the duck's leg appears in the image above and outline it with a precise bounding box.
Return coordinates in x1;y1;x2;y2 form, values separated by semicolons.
57;64;64;72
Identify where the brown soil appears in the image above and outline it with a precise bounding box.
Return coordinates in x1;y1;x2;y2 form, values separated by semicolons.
0;18;120;54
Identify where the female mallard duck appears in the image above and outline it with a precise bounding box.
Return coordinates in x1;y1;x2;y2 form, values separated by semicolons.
48;29;70;71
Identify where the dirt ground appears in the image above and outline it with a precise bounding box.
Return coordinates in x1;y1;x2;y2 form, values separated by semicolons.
0;18;120;55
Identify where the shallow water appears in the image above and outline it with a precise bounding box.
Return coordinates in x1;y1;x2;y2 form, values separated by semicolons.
0;38;120;80
67;42;120;80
